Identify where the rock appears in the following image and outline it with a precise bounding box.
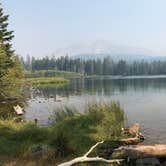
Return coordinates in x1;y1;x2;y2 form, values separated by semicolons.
13;105;24;115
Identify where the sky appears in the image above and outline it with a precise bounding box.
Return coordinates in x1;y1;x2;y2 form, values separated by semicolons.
2;0;166;58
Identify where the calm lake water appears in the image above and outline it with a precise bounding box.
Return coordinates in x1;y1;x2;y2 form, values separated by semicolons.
24;76;166;144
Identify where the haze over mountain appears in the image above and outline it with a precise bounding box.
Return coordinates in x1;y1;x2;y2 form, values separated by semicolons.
54;40;166;62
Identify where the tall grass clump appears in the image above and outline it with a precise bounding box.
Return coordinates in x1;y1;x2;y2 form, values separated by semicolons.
86;102;124;140
49;101;124;158
52;106;78;122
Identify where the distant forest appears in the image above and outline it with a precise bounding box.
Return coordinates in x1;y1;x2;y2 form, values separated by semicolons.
22;55;166;76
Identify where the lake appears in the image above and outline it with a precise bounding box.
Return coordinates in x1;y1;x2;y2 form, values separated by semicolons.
24;76;166;144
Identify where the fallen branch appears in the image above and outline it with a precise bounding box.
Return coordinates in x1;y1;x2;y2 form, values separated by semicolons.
120;132;144;145
58;141;124;166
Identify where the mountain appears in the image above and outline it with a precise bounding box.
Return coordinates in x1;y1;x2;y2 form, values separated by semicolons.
54;40;166;62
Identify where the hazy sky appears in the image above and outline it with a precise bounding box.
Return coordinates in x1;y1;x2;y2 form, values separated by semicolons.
2;0;166;57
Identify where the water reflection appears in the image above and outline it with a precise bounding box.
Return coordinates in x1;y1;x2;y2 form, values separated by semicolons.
35;77;166;98
23;77;166;144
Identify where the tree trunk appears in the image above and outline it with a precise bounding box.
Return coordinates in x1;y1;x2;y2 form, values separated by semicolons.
111;144;166;159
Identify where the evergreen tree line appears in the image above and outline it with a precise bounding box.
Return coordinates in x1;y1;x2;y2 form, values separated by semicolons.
23;55;166;76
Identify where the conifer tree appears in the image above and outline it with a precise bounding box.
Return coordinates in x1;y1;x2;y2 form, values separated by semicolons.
0;3;24;99
0;3;14;57
0;3;15;79
0;43;11;79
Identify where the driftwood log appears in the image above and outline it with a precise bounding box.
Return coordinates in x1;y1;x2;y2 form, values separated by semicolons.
58;123;166;165
101;124;166;163
111;144;166;159
97;131;145;158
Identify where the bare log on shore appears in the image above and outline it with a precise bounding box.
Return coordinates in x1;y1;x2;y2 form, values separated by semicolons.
58;141;124;166
57;134;144;166
112;144;166;159
58;123;166;165
98;132;144;158
58;123;144;166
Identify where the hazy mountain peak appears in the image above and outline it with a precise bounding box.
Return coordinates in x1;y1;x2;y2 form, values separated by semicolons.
55;40;153;56
54;40;166;62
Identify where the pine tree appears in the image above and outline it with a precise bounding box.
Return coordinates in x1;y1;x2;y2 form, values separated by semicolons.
0;43;11;79
0;3;22;82
0;3;15;79
0;3;14;57
0;3;24;100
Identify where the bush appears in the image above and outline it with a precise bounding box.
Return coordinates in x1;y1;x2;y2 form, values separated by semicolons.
49;102;124;157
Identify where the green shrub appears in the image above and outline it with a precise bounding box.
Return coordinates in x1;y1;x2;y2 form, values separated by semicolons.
49;102;124;157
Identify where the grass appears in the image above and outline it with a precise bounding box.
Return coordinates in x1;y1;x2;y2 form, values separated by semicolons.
27;77;69;85
0;118;49;157
0;101;125;165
